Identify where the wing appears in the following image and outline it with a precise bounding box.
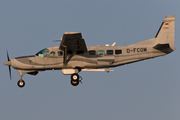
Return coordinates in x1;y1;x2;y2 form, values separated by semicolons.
59;32;87;52
59;32;87;65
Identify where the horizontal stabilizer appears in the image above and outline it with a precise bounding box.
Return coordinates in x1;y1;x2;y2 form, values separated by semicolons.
153;43;170;50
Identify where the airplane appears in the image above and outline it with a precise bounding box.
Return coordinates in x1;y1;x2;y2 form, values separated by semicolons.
4;15;175;88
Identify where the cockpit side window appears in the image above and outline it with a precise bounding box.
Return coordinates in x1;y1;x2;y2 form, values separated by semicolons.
48;51;56;57
58;51;63;56
36;48;50;57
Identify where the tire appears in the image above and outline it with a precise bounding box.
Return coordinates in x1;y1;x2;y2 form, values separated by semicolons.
70;79;79;86
17;80;25;88
71;73;79;81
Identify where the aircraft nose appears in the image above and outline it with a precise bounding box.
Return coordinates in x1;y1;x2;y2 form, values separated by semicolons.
4;61;11;66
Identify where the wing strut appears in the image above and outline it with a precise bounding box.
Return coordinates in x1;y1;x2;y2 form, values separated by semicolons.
63;46;67;65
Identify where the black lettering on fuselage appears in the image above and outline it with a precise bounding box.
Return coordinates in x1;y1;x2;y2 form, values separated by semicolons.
137;48;140;52
126;48;147;53
143;48;147;52
127;49;130;53
133;48;136;53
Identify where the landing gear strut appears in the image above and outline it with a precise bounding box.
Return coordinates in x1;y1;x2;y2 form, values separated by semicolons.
70;73;82;86
17;73;26;88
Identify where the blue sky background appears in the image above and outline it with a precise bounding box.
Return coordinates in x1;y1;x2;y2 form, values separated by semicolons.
0;0;180;120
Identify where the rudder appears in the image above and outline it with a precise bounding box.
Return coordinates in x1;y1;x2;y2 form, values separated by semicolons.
155;15;175;50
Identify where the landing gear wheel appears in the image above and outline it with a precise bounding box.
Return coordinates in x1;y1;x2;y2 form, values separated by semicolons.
71;73;79;81
70;73;80;86
17;80;25;88
71;79;79;86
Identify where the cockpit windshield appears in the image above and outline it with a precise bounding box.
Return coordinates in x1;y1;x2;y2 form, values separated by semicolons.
35;48;50;57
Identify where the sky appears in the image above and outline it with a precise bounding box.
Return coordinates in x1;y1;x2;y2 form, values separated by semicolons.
0;0;180;120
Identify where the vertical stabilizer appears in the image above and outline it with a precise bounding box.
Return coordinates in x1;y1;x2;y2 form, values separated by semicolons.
155;15;175;50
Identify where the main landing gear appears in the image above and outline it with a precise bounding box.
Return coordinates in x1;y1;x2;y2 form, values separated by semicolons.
16;72;82;87
17;73;26;88
70;73;82;86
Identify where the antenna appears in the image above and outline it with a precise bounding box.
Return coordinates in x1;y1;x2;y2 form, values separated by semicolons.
111;42;116;46
164;14;168;22
53;38;62;42
53;40;61;42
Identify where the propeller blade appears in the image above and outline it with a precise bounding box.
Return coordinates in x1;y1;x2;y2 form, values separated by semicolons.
9;66;11;80
7;50;10;61
6;50;11;80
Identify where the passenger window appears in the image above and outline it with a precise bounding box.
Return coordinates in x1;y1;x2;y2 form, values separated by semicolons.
89;50;96;55
77;51;84;55
107;50;113;55
115;50;122;54
48;51;56;57
58;51;63;56
98;50;105;55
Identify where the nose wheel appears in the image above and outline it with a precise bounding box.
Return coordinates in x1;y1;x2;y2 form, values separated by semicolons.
17;80;25;88
70;73;82;86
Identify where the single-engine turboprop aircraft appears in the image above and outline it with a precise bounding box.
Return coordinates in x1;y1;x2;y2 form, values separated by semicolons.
4;15;175;88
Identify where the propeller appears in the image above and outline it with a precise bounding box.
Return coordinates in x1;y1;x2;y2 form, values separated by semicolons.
5;50;11;80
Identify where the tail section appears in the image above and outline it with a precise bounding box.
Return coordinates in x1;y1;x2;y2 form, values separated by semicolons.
155;15;175;50
128;15;175;54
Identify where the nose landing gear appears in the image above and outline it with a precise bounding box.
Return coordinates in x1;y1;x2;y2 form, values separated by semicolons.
17;73;26;88
70;73;82;86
